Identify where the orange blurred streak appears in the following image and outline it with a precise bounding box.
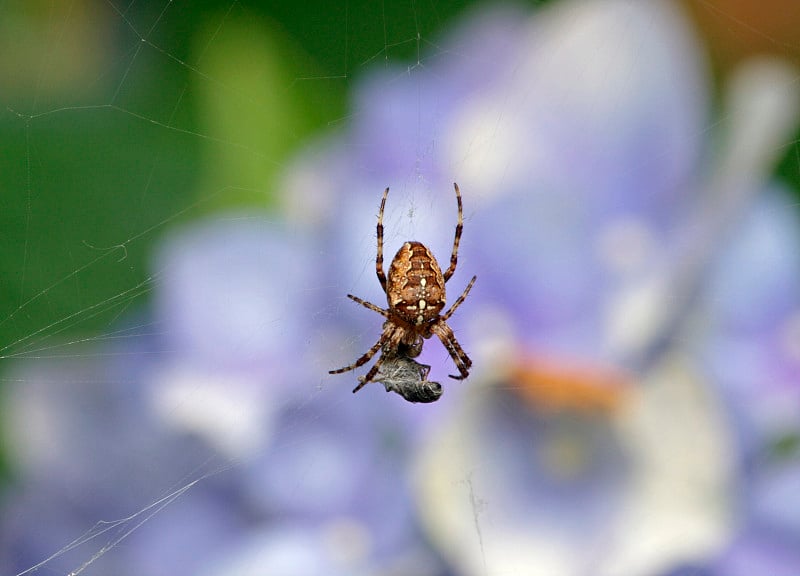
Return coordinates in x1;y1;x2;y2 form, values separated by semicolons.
508;353;633;415
684;0;800;69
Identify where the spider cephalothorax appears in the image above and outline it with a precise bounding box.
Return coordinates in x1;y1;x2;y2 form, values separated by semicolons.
329;183;476;394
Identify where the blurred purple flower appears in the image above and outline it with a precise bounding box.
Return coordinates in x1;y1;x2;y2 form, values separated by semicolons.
0;330;246;575
1;215;441;574
3;0;800;575
287;0;800;574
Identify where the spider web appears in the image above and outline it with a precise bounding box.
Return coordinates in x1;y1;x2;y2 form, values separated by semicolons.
0;2;478;573
1;0;800;575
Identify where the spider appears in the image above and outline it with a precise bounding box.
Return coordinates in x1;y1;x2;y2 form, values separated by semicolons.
329;182;477;393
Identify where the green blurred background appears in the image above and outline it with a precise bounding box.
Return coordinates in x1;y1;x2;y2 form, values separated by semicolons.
0;0;495;363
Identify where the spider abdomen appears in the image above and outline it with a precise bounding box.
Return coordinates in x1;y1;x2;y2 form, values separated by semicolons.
387;241;446;326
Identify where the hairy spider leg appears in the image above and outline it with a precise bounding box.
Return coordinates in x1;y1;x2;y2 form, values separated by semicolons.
346;294;389;317
376;187;389;292
430;321;472;380
328;335;385;376
351;324;404;393
329;320;398;380
442;182;464;283
440;275;476;322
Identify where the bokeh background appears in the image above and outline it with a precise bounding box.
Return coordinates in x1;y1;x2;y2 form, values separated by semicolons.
1;0;800;574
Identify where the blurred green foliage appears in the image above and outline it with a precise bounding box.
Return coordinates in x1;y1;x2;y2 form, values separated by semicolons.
776;126;800;200
0;0;484;361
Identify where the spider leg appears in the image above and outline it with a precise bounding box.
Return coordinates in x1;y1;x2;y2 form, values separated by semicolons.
347;294;390;318
328;332;387;375
352;356;384;393
442;182;464;282
376;187;389;292
441;275;476;322
431;320;472;380
352;325;403;393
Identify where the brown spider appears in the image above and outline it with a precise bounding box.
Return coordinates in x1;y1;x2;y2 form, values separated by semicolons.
329;182;477;393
